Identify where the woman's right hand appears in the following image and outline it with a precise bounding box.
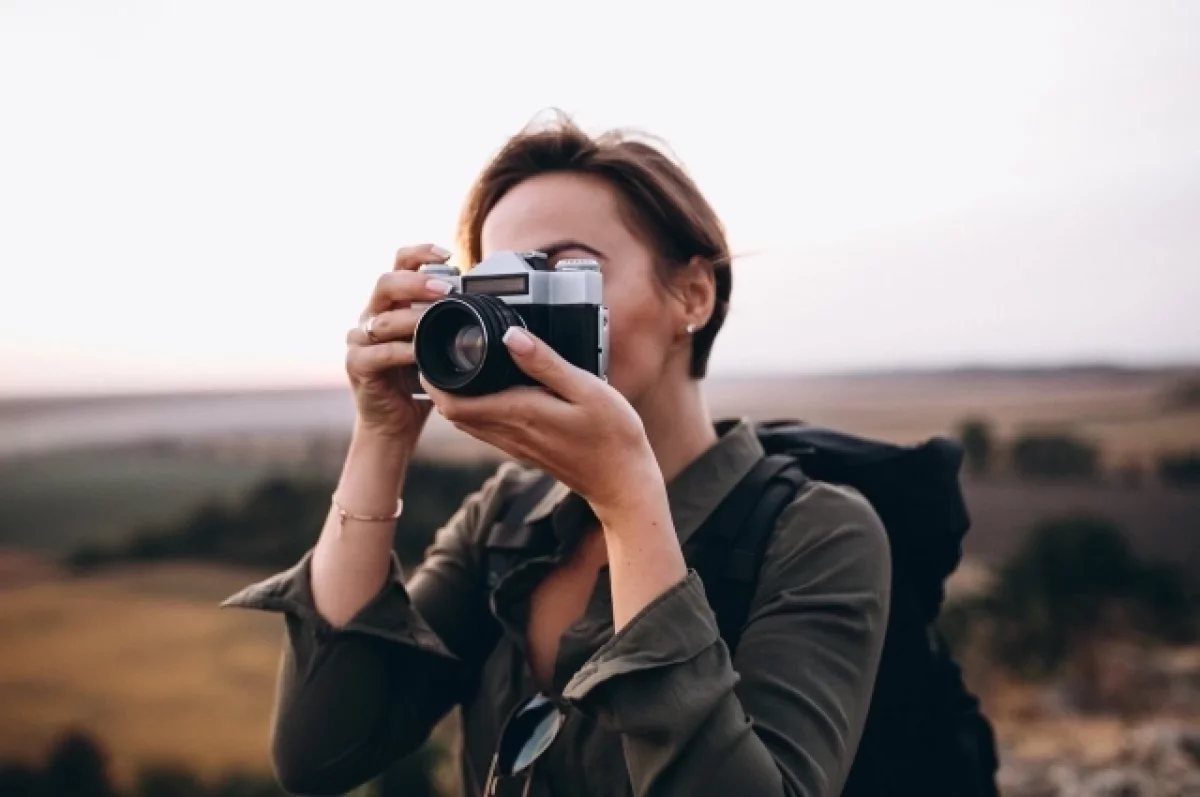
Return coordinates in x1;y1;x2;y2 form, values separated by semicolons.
345;243;457;443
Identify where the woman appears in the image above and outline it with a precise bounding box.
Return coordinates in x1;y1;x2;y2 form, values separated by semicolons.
222;116;891;797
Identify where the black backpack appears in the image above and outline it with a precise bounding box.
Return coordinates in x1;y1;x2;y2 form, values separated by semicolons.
488;420;999;797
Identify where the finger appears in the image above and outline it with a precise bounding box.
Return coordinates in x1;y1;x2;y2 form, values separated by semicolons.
500;327;593;402
367;269;455;316
418;375;445;407
419;377;469;419
420;379;482;423
346;340;415;376
448;419;532;461
426;381;566;428
394;243;453;272
346;306;424;346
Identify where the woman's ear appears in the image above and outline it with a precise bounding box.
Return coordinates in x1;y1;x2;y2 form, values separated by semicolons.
670;256;717;335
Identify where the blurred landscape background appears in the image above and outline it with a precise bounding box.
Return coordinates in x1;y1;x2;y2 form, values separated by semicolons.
3;1;1199;795
3;368;1200;796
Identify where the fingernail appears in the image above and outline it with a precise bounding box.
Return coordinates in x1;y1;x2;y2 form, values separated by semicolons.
431;245;453;259
502;326;534;354
425;278;454;295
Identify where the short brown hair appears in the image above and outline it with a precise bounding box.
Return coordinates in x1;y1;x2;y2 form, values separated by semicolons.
456;113;731;379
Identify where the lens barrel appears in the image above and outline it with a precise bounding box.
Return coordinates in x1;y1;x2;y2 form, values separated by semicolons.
414;294;526;395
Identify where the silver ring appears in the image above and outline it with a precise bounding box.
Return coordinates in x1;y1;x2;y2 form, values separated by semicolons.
362;315;381;344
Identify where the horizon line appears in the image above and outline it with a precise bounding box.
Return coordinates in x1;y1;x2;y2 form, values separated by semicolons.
3;358;1197;405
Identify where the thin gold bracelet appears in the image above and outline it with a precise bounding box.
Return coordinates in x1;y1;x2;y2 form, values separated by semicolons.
331;494;403;532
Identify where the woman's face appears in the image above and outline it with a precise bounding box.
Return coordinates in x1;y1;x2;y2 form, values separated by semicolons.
480;172;689;408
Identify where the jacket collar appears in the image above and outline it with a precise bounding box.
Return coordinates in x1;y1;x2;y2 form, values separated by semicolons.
518;419;764;549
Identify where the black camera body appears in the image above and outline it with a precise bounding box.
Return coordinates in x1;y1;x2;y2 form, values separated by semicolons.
413;251;608;396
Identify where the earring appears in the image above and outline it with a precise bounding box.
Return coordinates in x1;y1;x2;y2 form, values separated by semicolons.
685;323;696;335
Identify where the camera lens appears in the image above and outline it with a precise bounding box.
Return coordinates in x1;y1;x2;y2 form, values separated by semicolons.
414;294;525;395
448;324;485;372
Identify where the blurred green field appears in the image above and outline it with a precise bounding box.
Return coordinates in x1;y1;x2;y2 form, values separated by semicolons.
3;413;1199;566
3;370;1198;562
0;448;328;552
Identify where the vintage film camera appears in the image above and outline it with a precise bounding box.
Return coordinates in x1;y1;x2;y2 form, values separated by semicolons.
413;250;608;396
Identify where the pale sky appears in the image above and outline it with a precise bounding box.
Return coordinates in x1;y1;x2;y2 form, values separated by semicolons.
2;0;1198;396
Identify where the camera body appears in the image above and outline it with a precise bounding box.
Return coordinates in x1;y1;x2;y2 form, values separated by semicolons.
413;250;608;396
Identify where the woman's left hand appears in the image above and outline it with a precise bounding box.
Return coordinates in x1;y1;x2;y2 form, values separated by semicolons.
420;327;665;522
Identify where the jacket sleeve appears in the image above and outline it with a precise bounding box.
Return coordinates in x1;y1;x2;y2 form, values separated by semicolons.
560;482;892;797
218;462;522;796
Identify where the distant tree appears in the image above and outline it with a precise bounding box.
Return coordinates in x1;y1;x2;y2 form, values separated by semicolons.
3;734;293;797
135;765;205;797
65;543;118;574
984;515;1195;677
1134;561;1197;643
1010;431;1100;480
957;417;994;476
1162;376;1200;409
135;764;208;797
42;729;117;797
65;459;500;572
1158;450;1200;488
1116;457;1145;489
209;771;288;797
0;762;42;797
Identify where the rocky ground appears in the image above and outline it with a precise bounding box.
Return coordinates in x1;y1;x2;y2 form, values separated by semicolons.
999;723;1200;796
989;646;1200;796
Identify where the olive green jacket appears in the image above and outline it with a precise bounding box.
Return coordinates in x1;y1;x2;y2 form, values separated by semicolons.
221;420;891;797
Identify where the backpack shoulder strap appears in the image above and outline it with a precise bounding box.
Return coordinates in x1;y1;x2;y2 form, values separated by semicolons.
728;458;809;582
687;454;808;653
